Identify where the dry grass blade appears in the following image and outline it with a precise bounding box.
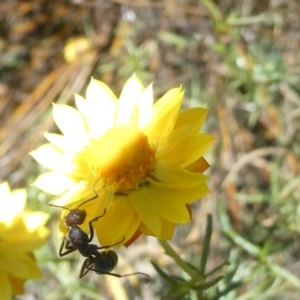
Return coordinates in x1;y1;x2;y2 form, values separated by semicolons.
0;51;99;182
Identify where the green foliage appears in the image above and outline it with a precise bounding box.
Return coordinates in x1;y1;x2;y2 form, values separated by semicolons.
152;215;239;300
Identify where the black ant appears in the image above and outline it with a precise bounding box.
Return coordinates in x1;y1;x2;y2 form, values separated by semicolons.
50;191;150;280
49;192;112;258
80;249;150;279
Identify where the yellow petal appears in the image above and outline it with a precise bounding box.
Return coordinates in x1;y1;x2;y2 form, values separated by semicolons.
31;144;76;174
94;195;137;246
148;161;208;189
3;217;49;250
74;93;88;116
63;36;92;62
0;182;10;199
145;88;183;142
117;74;145;126
0;249;41;279
136;221;153;236
92;187;114;213
150;183;210;204
87;78;117;104
156;123;197;157
44;132;84;155
52;103;89;140
0;188;26;224
33;171;76;195
174;107;208;133
24;212;49;232
160;219;176;239
53;180;94;209
175;183;210;204
84;187;114;218
152;192;190;224
121;210;141;245
159;133;215;167
9;232;49;251
137;83;154;128
138;219;175;239
186;157;210;173
0;269;11;300
85;78;117;137
9;275;24;295
129;186;162;236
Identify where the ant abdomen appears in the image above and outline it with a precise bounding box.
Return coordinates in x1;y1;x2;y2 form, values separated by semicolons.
80;249;150;279
94;250;118;274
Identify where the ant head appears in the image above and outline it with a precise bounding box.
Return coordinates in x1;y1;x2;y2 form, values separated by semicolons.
50;193;98;227
65;208;87;226
64;196;98;226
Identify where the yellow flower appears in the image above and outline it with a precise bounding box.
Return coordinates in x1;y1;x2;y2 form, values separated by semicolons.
0;182;49;300
31;75;214;247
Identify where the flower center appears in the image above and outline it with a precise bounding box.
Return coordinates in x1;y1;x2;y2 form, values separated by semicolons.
89;126;156;194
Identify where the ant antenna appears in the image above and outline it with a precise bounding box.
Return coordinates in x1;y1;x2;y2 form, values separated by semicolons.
49;188;98;210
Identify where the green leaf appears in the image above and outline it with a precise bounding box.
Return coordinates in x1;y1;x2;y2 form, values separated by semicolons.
159;240;199;279
201;0;222;23
212;281;243;300
199;214;213;276
158;31;188;49
164;286;189;300
192;275;224;291
234;277;277;300
217;198;232;229
206;261;230;277
223;228;261;257
150;261;182;286
269;263;300;289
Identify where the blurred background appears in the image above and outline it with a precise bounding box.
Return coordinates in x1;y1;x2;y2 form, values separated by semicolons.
1;0;300;299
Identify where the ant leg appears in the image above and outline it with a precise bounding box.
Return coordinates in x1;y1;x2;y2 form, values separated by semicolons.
79;257;97;278
86;266;151;279
96;236;125;251
76;188;99;210
79;258;89;278
59;237;76;257
87;209;107;242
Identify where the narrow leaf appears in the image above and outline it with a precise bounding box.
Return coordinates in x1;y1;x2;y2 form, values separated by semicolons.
151;261;181;286
199;214;212;275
